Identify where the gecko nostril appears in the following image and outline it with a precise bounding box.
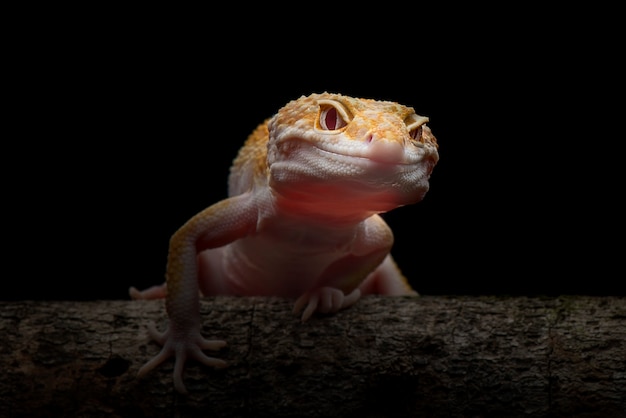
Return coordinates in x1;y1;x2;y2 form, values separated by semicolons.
366;134;374;143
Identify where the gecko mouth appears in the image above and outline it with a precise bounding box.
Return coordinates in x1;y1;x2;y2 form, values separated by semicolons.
275;136;432;171
314;146;417;168
270;137;436;192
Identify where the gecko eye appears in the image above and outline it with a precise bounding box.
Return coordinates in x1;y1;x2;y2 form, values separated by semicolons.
316;99;352;131
320;107;344;130
409;126;423;141
405;114;430;144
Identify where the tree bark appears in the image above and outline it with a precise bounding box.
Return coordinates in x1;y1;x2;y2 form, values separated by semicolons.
1;295;624;417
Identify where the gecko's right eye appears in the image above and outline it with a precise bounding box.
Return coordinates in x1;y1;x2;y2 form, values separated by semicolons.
404;113;430;145
320;106;344;130
316;100;352;131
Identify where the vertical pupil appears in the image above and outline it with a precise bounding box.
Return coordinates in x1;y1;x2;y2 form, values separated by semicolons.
411;126;422;139
325;107;338;130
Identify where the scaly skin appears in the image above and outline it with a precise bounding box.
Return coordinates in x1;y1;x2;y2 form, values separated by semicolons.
129;92;439;393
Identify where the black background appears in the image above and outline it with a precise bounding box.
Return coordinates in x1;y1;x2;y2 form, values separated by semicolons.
6;6;623;301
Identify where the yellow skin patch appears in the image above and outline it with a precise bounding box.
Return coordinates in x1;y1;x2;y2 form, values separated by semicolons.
130;92;439;394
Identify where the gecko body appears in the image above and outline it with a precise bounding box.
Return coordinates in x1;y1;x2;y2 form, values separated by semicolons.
130;92;439;393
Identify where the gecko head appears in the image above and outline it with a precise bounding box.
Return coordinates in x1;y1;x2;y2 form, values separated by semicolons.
266;92;439;217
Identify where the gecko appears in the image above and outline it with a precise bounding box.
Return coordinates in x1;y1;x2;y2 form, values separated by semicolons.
129;92;439;394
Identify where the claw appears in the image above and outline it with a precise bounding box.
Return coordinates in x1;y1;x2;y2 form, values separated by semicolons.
190;345;228;369
172;348;189;394
294;292;319;322
137;323;227;394
137;344;174;379
293;287;362;322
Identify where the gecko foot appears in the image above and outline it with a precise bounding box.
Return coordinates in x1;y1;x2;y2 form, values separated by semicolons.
129;283;168;300
137;323;227;394
293;287;361;322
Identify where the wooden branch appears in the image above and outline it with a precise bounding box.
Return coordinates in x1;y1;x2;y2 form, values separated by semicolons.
1;296;625;417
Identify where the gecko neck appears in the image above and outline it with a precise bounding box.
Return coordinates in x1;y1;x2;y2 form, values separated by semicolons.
269;189;383;227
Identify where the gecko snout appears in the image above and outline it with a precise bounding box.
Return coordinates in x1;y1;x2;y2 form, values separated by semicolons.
365;134;404;164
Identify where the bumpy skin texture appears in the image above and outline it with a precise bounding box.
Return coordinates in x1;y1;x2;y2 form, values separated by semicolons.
129;92;439;393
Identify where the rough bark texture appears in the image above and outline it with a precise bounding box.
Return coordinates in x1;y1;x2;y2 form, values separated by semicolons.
1;295;624;417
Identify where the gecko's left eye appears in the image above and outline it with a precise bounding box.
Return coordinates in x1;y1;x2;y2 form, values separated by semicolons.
405;114;430;144
409;126;423;141
316;100;352;131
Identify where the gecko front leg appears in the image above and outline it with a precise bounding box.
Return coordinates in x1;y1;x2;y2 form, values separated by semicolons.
135;238;229;394
292;214;396;322
136;194;258;394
